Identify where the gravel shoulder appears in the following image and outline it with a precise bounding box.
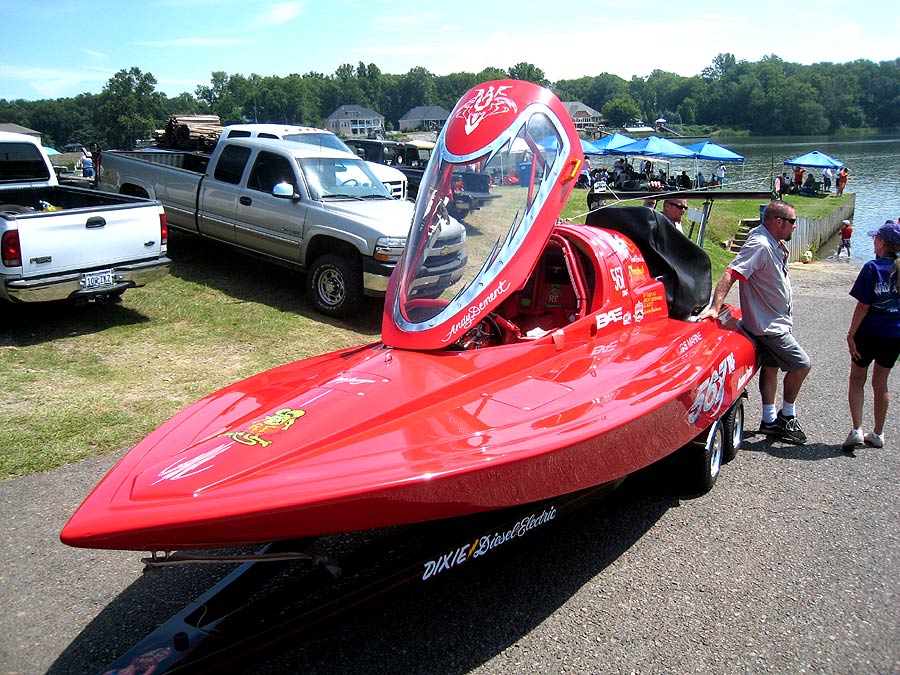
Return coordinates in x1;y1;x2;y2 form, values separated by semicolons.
2;260;898;675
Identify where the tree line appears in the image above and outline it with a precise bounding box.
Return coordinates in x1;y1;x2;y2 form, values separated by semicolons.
1;54;897;151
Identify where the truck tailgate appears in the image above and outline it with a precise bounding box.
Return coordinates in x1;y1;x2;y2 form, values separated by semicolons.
12;204;163;277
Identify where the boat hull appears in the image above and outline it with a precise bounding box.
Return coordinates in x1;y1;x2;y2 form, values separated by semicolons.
61;313;755;551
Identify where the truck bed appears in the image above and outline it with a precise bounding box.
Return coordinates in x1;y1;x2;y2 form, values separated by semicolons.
0;185;157;212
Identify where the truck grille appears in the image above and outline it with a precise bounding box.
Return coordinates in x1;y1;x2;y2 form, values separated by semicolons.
383;180;406;200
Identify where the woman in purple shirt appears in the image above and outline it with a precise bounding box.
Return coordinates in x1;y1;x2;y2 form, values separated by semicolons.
843;220;900;450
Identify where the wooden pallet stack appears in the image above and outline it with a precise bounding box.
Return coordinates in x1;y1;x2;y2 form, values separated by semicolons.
153;115;223;150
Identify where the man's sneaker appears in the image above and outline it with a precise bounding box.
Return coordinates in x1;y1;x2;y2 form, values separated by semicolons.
842;428;864;450
864;431;884;448
758;418;782;436
775;412;808;444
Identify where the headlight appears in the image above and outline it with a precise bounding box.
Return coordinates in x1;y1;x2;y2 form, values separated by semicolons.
374;236;407;262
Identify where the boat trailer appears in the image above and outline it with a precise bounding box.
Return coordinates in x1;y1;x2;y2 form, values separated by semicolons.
93;482;622;674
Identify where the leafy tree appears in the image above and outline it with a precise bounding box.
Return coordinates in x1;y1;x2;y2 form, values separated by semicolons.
390;67;437;126
97;67;166;149
586;74;629;113
602;97;642;127
701;53;738;82
677;98;697;125
5;56;899;142
476;66;508;82
507;62;548;86
195;71;244;123
434;72;481;110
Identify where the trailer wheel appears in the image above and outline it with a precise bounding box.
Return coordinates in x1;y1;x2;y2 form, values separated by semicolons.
688;420;723;494
721;398;744;463
307;253;363;317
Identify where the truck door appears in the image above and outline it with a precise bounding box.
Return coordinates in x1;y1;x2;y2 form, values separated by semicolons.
233;150;307;262
197;144;251;243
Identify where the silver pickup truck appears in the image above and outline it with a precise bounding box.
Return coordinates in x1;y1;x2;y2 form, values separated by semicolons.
99;138;467;316
0;132;169;305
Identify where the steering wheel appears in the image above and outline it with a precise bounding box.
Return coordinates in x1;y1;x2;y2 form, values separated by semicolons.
454;314;504;350
340;179;359;187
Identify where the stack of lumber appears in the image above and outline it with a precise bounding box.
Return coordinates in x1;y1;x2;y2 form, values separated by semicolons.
153;115;223;150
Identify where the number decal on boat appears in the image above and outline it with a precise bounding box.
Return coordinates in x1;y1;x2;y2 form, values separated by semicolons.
688;353;736;424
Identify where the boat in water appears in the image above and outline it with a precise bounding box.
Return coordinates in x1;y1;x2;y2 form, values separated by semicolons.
61;80;757;553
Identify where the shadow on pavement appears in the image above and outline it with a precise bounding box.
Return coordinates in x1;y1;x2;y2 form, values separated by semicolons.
47;465;683;675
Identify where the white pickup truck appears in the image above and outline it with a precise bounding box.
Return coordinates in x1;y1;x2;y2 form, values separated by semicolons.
0;131;170;304
99;137;467;316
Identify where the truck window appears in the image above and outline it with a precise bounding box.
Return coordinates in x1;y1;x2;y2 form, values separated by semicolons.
225;130;251;138
0;142;51;182
248;151;295;193
214;145;252;184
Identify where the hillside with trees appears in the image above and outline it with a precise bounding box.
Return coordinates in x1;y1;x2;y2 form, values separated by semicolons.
1;54;897;150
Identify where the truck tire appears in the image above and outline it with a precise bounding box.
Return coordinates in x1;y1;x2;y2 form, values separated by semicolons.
307;253;363;317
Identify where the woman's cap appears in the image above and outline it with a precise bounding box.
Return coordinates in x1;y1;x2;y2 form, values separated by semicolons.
842;219;851;225
867;220;900;245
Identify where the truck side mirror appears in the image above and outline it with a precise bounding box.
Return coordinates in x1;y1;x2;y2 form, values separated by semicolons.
272;181;298;199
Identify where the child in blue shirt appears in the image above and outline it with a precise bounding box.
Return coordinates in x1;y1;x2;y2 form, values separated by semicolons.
843;220;900;449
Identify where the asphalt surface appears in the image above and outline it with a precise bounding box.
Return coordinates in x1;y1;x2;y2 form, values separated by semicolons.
2;260;898;675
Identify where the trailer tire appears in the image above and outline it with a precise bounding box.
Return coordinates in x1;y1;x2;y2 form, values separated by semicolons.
307;253;363;317
721;398;744;463
687;420;723;495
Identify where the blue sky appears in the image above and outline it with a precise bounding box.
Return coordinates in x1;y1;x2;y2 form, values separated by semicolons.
2;0;898;102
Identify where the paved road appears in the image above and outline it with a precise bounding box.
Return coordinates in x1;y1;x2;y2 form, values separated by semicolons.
2;261;898;675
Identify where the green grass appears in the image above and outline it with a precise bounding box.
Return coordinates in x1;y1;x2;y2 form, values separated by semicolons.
0;234;382;479
561;189;850;278
0;190;849;478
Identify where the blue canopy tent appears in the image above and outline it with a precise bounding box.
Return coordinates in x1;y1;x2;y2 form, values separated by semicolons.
591;133;635;154
610;136;694;188
783;151;843;196
684;140;744;162
43;146;61;155
684;140;745;187
784;150;843;169
613;135;694;159
581;139;602;155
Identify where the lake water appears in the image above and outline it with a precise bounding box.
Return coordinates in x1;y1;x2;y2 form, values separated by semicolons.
700;135;900;263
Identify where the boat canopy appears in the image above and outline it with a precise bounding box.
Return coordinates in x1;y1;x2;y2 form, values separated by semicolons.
382;80;584;350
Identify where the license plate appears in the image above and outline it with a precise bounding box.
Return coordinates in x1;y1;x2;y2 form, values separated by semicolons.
81;269;115;289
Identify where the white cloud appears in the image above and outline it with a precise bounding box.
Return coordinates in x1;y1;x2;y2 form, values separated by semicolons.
80;48;108;60
139;37;251;47
252;2;304;26
0;64;107;98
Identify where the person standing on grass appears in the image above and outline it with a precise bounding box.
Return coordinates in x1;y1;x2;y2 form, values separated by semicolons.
715;162;726;187
842;220;900;450
836;166;849;196
699;200;811;444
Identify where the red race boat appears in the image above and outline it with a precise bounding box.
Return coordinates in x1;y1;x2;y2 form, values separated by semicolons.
61;80;757;552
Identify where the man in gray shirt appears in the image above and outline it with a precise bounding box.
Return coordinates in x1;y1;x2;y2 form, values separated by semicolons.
700;200;811;443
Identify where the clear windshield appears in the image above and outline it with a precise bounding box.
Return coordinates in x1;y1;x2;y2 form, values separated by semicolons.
299;157;392;199
283;132;351;153
393;107;569;328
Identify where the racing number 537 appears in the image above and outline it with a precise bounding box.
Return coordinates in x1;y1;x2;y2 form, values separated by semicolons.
688;353;736;424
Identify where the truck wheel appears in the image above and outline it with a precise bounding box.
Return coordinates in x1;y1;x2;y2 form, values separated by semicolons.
450;200;471;220
307;254;363;317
